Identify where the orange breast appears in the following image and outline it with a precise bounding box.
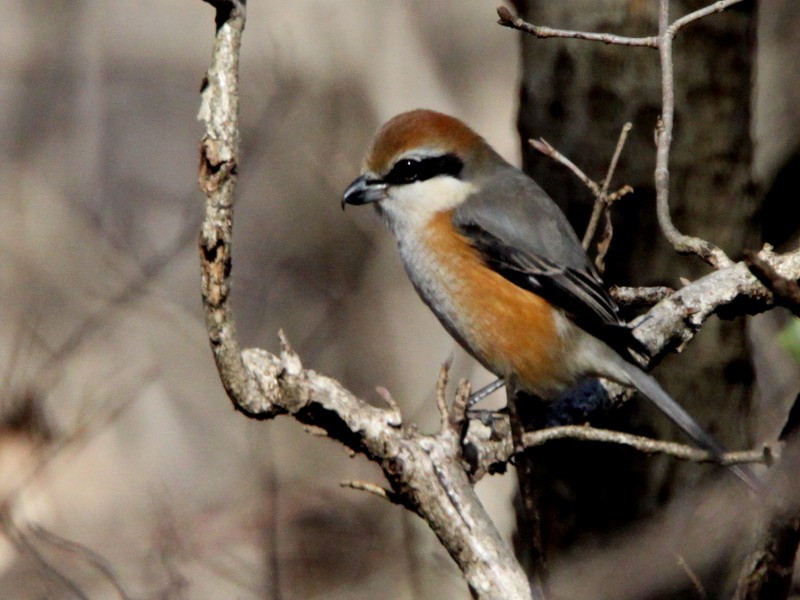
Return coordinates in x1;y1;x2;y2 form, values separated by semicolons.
421;212;570;397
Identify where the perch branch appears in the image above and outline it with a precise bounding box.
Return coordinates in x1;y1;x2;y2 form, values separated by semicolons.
632;246;800;365
522;426;769;465
467;421;770;481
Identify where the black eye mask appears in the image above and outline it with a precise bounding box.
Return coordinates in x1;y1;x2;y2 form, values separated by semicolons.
383;153;464;185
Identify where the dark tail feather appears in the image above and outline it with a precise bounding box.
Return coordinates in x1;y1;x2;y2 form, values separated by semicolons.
618;361;762;493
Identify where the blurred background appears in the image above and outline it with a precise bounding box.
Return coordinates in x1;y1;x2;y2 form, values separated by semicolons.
0;1;798;599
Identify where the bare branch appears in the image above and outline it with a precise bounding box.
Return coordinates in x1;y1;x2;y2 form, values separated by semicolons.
669;0;747;35
238;346;533;598
530;137;599;198
633;246;800;364
654;0;733;268
468;419;769;479
197;0;256;414
521;425;769;466
582;123;632;250
601;122;632;196
531;124;633;271
744;249;800;317
497;6;657;47
610;285;674;307
497;1;745;45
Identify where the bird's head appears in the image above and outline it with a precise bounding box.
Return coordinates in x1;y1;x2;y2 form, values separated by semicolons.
342;109;503;231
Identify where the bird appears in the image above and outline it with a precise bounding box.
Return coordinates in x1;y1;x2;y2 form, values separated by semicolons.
342;108;757;489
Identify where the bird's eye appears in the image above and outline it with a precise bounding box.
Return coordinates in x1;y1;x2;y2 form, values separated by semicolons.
384;159;421;184
383;154;464;185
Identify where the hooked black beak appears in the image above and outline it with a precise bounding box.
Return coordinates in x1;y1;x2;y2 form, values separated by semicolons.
341;175;387;210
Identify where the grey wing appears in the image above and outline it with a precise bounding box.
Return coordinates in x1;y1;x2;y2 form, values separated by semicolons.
453;165;644;360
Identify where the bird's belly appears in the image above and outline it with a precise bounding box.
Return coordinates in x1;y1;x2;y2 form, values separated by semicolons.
400;215;577;399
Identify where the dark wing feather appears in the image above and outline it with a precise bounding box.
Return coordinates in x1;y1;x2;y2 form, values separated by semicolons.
453;164;645;361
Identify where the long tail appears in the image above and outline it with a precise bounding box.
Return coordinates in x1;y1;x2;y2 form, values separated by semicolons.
617;361;761;492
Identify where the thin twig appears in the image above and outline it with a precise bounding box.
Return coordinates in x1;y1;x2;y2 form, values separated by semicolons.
654;0;733;268
594;211;614;273
497;1;745;47
531;138;599;197
607;184;633;202
521;425;770;465
668;0;746;35
531;123;633;268
583;196;610;251
497;6;658;47
375;386;403;425
601;122;632;196
451;378;471;427
341;480;405;506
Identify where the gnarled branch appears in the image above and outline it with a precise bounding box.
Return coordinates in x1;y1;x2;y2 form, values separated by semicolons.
196;3;533;598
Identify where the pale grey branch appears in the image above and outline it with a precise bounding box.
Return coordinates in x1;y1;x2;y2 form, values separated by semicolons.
197;3;533;598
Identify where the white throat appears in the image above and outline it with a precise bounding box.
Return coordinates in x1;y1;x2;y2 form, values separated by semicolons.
377;176;477;236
